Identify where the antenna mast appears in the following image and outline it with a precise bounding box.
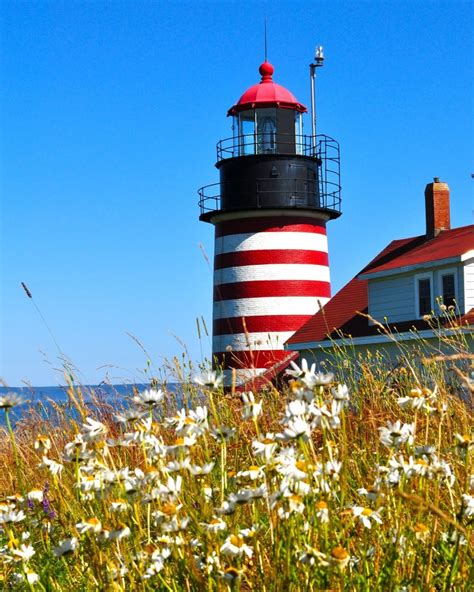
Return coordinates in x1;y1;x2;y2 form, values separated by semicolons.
310;45;324;156
264;18;268;61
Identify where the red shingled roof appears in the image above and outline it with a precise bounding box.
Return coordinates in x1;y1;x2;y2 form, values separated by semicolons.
359;225;473;277
286;226;474;345
227;62;307;116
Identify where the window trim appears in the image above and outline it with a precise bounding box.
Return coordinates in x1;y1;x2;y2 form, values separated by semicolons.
438;267;458;311
414;272;434;318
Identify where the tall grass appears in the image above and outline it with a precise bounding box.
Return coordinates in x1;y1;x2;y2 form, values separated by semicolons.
0;337;472;590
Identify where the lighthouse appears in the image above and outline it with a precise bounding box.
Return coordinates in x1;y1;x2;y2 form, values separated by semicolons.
199;56;341;387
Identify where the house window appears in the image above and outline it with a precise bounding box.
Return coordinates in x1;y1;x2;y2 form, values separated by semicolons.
418;277;432;316
441;273;456;307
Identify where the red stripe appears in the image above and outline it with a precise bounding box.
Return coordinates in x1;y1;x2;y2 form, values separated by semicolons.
214;349;291;369
214;280;331;301
215;217;327;238
214;249;329;269
213;315;311;336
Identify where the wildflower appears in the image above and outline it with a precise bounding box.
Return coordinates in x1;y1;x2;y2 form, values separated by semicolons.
142;547;171;578
286;358;316;380
133;388;164;408
315;500;329;523
216;500;236;515
81;417;107;441
237;465;265;481
195;550;221;574
0;392;24;409
324;459;342;480
166;458;190;472
194;371;223;390
109;525;131;540
53;537;78;557
34;435;51;452
461;494;474;518
176;406;209;437
278;457;310;481
413;523;430;541
220;534;253;558
331;383;350;411
188;462;214;476
414;445;436;457
287;359;334;389
166;434;197;455
278;416;312;442
162;475;183;497
11;543;35;562
210;426;236;441
228;485;267;505
76;517;102;534
11;569;40;585
278;493;306;519
26;489;44;503
310;400;341;430
110;499;129;513
330;546;350;570
357;484;382;502
298;545;329;566
241;391;262;420
114;408;146;423
397;386;437;410
252;434;278;460
379;420;414;449
284;399;308;419
0;508;25;523
38;455;64;476
239;526;258;539
352;506;383;529
378;456;403;486
201;517;227;533
455;433;473;456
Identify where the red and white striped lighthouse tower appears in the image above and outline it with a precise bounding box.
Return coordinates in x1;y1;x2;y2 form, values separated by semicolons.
199;58;341;386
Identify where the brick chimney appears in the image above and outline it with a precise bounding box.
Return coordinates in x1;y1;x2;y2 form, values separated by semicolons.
425;177;450;238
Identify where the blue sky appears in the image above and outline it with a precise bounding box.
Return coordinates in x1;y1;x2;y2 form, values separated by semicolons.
1;0;472;386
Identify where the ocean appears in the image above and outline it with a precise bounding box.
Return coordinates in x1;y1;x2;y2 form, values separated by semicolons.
0;383;181;427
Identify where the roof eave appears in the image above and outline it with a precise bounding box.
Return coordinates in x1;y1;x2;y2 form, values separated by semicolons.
286;325;473;350
358;255;465;280
227;101;307;116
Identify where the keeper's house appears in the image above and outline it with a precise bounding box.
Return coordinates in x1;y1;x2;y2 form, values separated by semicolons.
285;178;474;363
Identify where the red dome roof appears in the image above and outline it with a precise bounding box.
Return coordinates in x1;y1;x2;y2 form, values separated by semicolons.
227;62;307;116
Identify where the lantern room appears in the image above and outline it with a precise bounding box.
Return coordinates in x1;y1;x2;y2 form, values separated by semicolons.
199;60;341;222
228;61;306;156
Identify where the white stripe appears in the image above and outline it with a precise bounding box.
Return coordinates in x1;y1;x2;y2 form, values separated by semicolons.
213;331;295;352
223;368;267;386
213;296;330;319
215;232;328;255
215;264;330;285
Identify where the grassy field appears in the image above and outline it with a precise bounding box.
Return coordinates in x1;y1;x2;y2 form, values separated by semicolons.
1;327;473;590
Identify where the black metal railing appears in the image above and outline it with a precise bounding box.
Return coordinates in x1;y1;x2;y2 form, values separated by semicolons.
199;177;341;215
199;135;341;217
216;132;319;160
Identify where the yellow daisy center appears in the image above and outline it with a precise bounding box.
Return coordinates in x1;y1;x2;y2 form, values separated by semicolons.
331;546;349;560
229;535;244;547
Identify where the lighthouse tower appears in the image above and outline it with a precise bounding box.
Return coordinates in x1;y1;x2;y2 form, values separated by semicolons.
199;59;341;386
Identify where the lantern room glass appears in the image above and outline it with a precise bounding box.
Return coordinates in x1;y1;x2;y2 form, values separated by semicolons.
234;108;303;156
256;109;277;154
